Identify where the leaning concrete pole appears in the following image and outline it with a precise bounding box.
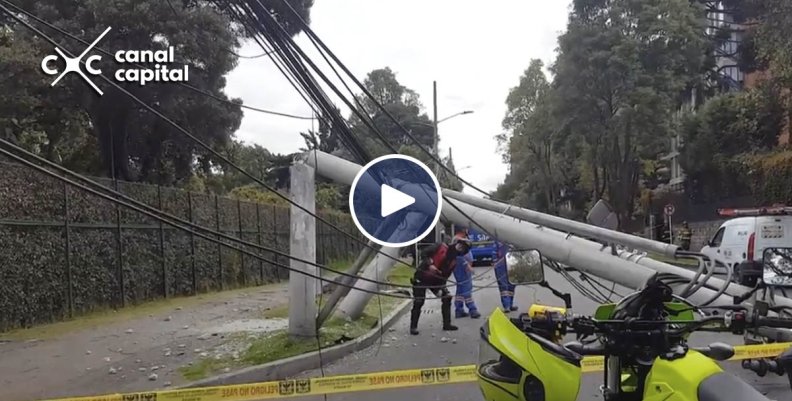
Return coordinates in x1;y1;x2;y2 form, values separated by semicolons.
334;246;401;321
440;189;785;309
288;162;317;338
301;150;792;310
316;242;379;327
442;189;679;258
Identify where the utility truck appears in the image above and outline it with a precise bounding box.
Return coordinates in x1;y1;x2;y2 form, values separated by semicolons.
701;206;792;286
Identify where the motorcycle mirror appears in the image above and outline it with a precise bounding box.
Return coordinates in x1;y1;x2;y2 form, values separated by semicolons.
506;249;545;285
762;247;792;287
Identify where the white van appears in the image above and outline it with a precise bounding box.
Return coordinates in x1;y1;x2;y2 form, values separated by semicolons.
700;206;792;286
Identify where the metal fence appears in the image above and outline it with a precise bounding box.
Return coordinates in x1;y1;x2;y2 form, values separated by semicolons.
0;161;363;332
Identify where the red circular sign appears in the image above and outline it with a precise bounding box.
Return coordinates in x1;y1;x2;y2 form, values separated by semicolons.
664;204;675;216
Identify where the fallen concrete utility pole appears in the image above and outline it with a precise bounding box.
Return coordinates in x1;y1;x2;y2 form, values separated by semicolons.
441;189;773;306
442;189;679;259
316;243;379;327
300;151;792;311
288;162;317;338
334;246;401;321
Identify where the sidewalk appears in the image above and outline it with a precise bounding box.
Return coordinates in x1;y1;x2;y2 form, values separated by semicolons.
0;284;289;401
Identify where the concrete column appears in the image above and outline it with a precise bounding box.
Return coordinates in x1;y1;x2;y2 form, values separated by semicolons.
288;163;317;338
334;246;401;321
316;243;379;327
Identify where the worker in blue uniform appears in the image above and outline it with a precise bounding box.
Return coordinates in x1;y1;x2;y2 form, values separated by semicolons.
494;241;518;312
453;246;480;318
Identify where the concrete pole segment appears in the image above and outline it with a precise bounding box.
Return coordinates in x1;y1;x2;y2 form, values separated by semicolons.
288;163;318;338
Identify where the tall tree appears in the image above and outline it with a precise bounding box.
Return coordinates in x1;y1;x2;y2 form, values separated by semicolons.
497;60;572;213
726;0;792;86
348;67;435;156
550;0;708;225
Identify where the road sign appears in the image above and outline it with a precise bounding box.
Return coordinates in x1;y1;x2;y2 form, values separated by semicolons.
664;204;675;217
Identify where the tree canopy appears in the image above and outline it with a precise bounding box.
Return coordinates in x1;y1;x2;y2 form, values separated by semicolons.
497;0;709;225
0;0;313;187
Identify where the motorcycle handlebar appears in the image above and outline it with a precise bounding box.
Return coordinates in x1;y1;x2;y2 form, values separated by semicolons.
754;316;792;329
519;310;792;338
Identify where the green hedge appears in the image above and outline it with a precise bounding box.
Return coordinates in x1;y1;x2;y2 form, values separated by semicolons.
0;161;364;332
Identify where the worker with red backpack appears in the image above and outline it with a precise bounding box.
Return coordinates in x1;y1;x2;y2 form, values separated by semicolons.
409;235;472;335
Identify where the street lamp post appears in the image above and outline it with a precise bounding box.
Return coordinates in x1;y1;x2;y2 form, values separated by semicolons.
430;80;473;241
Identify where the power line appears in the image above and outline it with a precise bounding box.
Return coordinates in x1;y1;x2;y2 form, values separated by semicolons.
225;1;373;163
247;0;500;245
275;0;497;201
237;1;464;231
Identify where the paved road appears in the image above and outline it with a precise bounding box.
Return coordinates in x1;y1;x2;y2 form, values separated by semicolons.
292;266;791;401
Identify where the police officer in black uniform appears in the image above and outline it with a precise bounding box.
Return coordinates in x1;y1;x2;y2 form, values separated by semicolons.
409;236;472;335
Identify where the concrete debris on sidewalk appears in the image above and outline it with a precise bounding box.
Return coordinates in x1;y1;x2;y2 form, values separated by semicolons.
2;285;292;401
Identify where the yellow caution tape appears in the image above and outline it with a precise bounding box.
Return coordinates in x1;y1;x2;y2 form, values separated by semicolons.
37;342;792;401
37;365;478;401
731;342;792;360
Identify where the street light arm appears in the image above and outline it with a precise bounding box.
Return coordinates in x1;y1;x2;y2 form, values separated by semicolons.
408;110;474;128
438;110;474;124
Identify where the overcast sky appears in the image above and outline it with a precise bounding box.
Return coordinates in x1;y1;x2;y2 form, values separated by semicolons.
224;0;572;194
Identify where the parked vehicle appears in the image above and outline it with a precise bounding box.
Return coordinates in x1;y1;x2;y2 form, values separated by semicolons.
465;227;498;266
700;206;792;286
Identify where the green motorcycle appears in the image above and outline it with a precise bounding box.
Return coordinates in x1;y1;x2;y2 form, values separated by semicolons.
476;249;792;401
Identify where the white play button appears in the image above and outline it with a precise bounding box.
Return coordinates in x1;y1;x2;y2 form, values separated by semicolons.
380;184;415;217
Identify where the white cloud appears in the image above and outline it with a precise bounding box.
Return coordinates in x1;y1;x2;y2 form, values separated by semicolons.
225;0;572;192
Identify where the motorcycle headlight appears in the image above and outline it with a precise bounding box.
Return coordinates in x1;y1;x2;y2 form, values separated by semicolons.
523;374;546;401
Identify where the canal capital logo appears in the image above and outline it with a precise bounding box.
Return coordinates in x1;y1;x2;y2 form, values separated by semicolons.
40;26;190;96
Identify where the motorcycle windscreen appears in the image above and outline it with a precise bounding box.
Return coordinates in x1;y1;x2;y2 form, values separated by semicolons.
477;334;524;400
480;310;581;401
